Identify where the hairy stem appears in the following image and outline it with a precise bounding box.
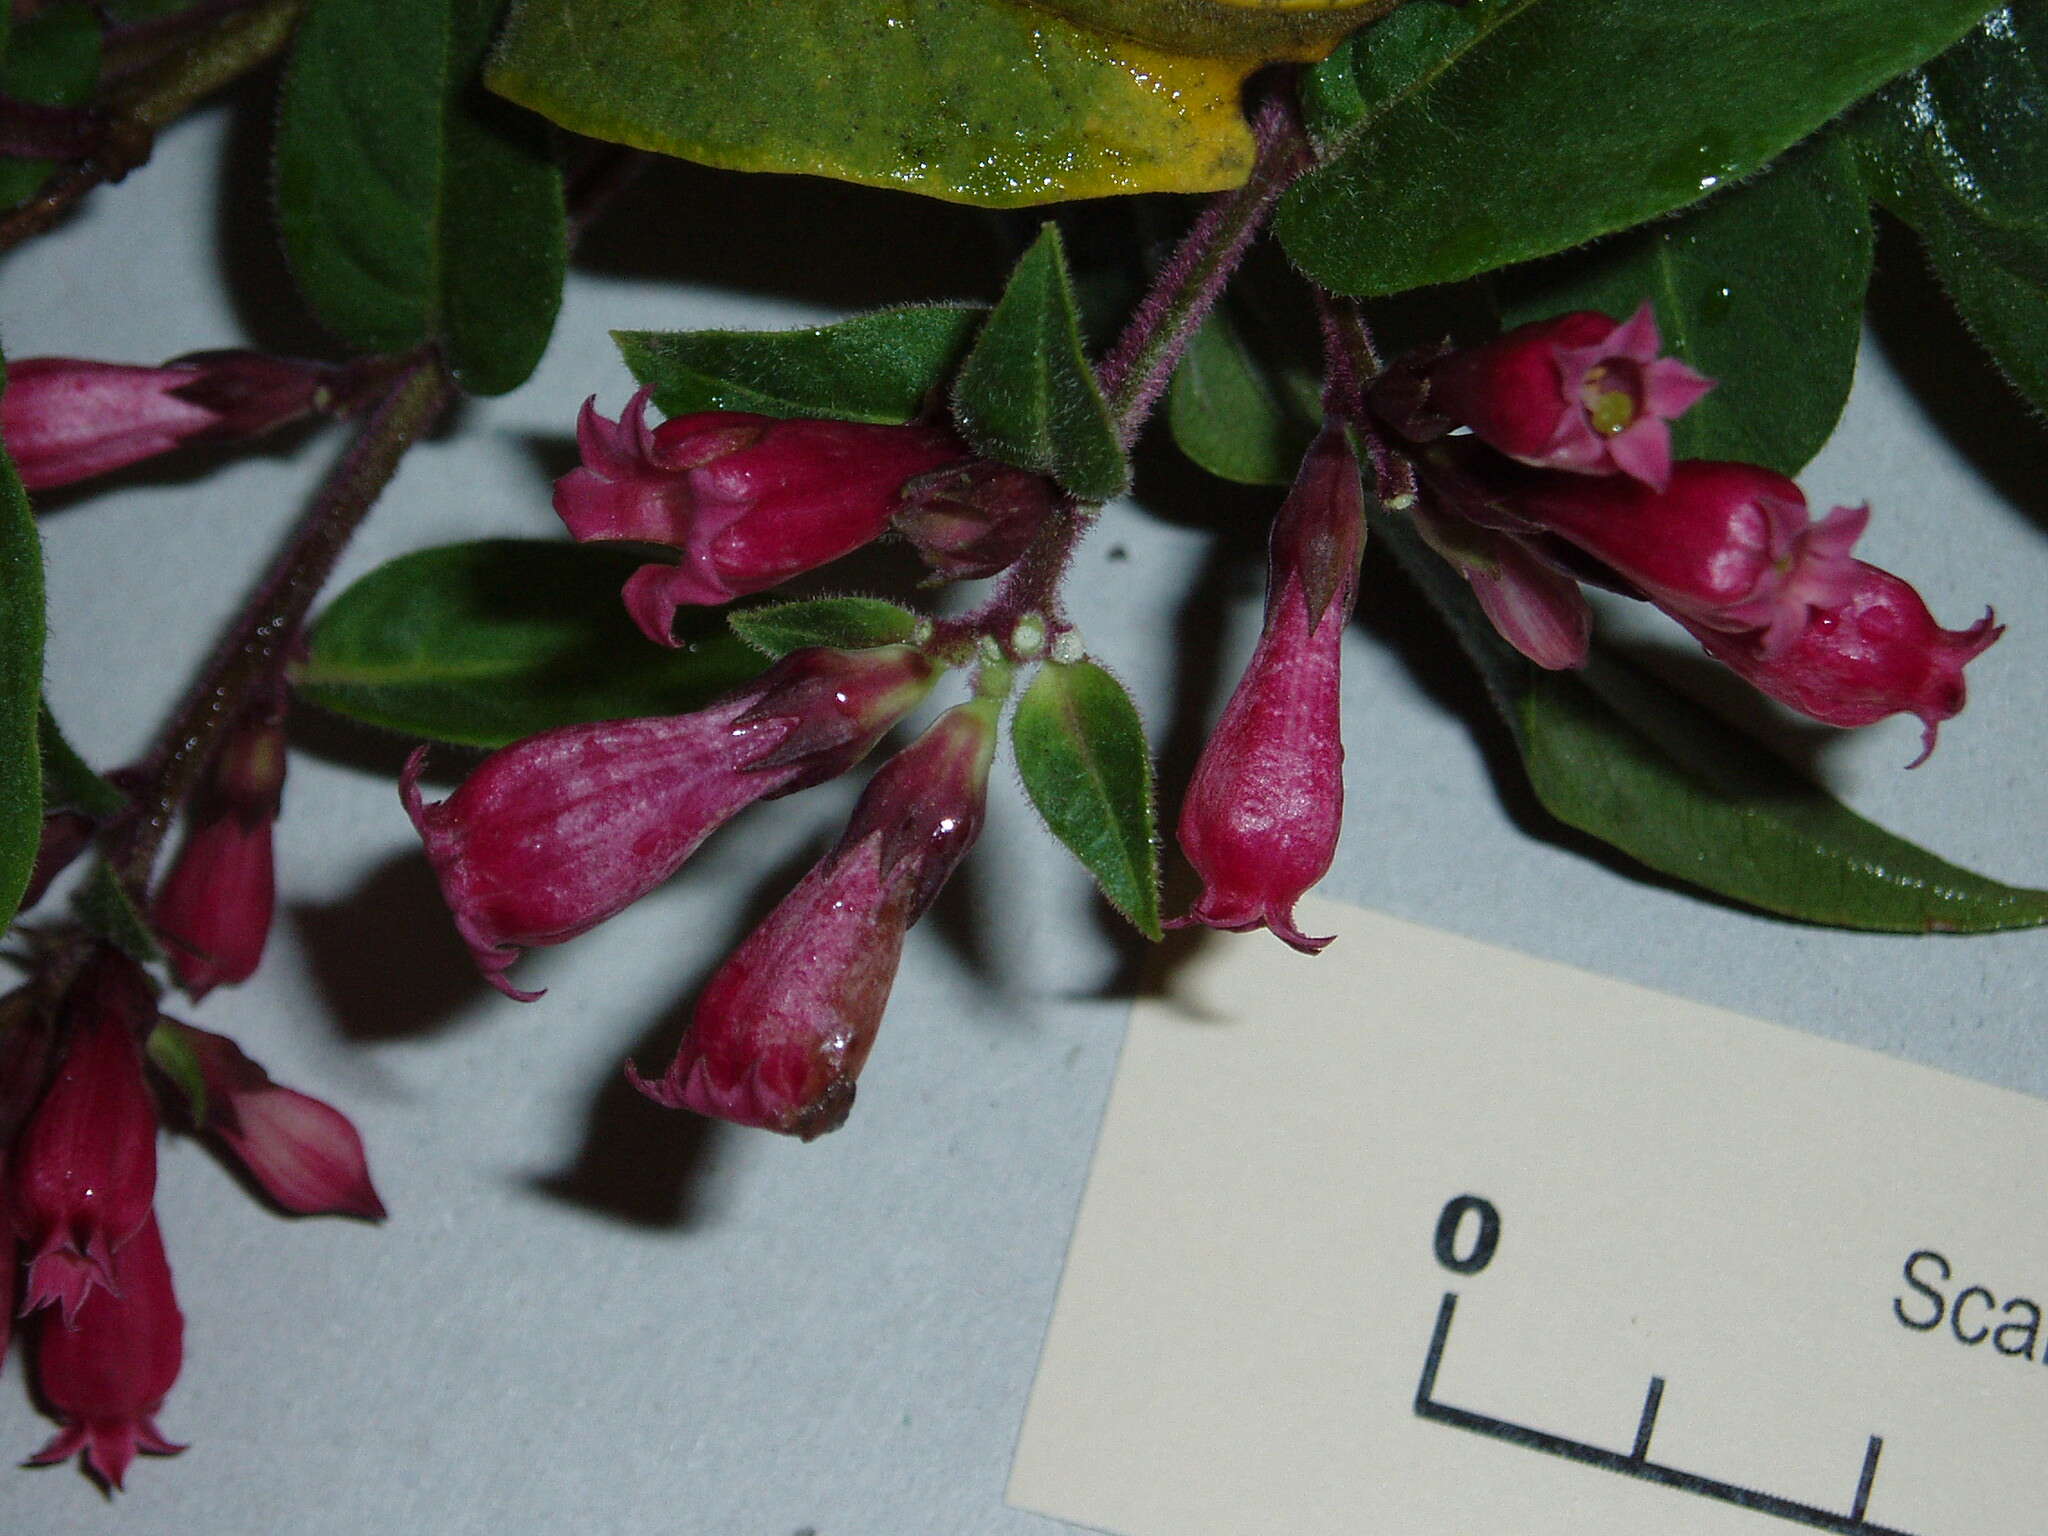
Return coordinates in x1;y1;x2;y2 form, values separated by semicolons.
934;88;1314;661
110;354;455;891
1094;91;1313;446
1314;289;1412;504
0;0;303;255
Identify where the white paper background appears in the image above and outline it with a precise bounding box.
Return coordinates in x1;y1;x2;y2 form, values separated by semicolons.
2;83;2043;1533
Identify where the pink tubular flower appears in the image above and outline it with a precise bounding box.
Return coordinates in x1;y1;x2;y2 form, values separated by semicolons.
630;697;996;1139
1515;460;1868;654
148;1020;385;1219
1171;421;1365;953
1685;561;2002;767
152;709;287;1000
404;645;936;998
28;1212;184;1491
11;953;159;1326
1429;304;1713;492
1411;500;1591;670
554;388;968;645
1;352;333;492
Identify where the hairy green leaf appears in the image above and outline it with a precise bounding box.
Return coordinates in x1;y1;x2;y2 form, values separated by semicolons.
73;864;162;963
1885;3;2048;232
1014;658;1161;939
1376;511;2048;932
488;0;1257;208
1279;0;1993;295
616;307;983;424
1167;311;1320;487
1496;133;1873;477
0;355;41;933
728;597;922;659
1912;211;2048;413
1854;10;2048;415
38;701;125;818
0;5;100;211
296;541;765;748
276;0;564;393
952;227;1128;501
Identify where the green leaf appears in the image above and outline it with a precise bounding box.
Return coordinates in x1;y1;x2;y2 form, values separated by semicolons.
0;355;41;934
1034;0;1389;61
1278;0;1994;296
1495;132;1874;477
1374;510;2048;933
1167;310;1321;487
1912;211;2048;413
275;0;565;394
1521;656;2048;933
1013;658;1161;939
38;702;125;818
615;306;983;424
727;597;922;660
296;541;766;749
73;863;162;963
0;4;101;211
1879;3;2048;232
952;226;1128;501
1852;11;2048;415
487;0;1258;208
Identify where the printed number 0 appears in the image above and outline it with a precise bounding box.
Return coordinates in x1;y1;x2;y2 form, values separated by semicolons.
1433;1195;1500;1275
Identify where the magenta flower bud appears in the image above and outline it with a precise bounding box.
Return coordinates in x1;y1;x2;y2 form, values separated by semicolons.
152;711;287;1000
1430;304;1713;492
1684;560;2002;767
630;698;996;1139
27;1211;184;1491
405;645;937;998
1171;422;1365;953
553;388;968;644
1515;460;1868;655
147;1020;385;1219
12;952;159;1326
1411;500;1591;670
891;459;1057;579
1;352;333;492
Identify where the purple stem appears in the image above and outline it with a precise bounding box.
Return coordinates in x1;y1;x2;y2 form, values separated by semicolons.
1094;92;1314;446
1314;289;1412;505
929;88;1317;662
112;354;455;889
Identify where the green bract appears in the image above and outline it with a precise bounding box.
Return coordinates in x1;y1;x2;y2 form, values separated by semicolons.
616;307;984;424
953;227;1130;502
1014;658;1163;939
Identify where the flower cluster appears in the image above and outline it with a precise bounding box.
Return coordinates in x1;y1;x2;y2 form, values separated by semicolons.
408;338;2004;1147
1395;306;2000;760
408;395;1021;1135
0;951;381;1489
1166;305;2000;948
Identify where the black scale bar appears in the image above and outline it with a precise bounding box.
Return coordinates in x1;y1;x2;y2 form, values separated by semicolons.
1415;1292;1920;1536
